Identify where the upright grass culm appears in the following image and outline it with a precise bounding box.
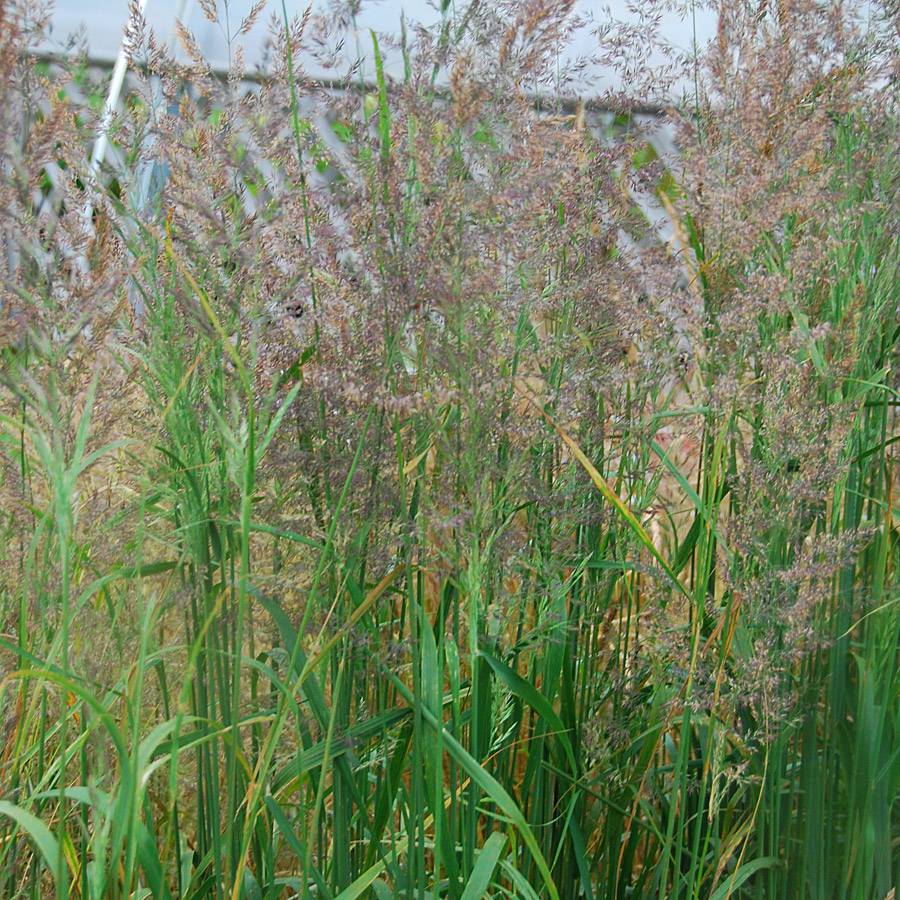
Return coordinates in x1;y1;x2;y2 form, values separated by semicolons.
1;0;900;898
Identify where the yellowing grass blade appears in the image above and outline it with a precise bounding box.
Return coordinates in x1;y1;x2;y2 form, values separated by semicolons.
403;445;433;475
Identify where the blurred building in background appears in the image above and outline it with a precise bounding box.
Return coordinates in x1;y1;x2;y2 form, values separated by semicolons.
20;0;717;288
41;0;717;96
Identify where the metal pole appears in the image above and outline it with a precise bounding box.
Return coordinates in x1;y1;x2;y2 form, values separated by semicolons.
85;0;151;216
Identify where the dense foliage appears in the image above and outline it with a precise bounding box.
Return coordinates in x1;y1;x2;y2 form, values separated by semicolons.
1;0;900;897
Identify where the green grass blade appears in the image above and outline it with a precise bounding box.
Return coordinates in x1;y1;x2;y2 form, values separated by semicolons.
459;831;507;900
708;857;781;900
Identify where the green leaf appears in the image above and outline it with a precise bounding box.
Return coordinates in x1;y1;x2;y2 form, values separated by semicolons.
138;820;173;900
241;520;322;548
265;796;306;860
460;832;507;900
479;650;576;775
708;858;781;900
499;859;543;900
243;868;263;900
0;801;62;880
258;379;304;459
515;390;689;602
650;438;734;567
384;671;561;900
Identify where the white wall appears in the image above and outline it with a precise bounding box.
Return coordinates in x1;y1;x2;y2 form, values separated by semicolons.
42;0;718;96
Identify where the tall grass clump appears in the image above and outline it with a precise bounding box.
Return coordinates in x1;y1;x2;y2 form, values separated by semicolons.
1;0;900;898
